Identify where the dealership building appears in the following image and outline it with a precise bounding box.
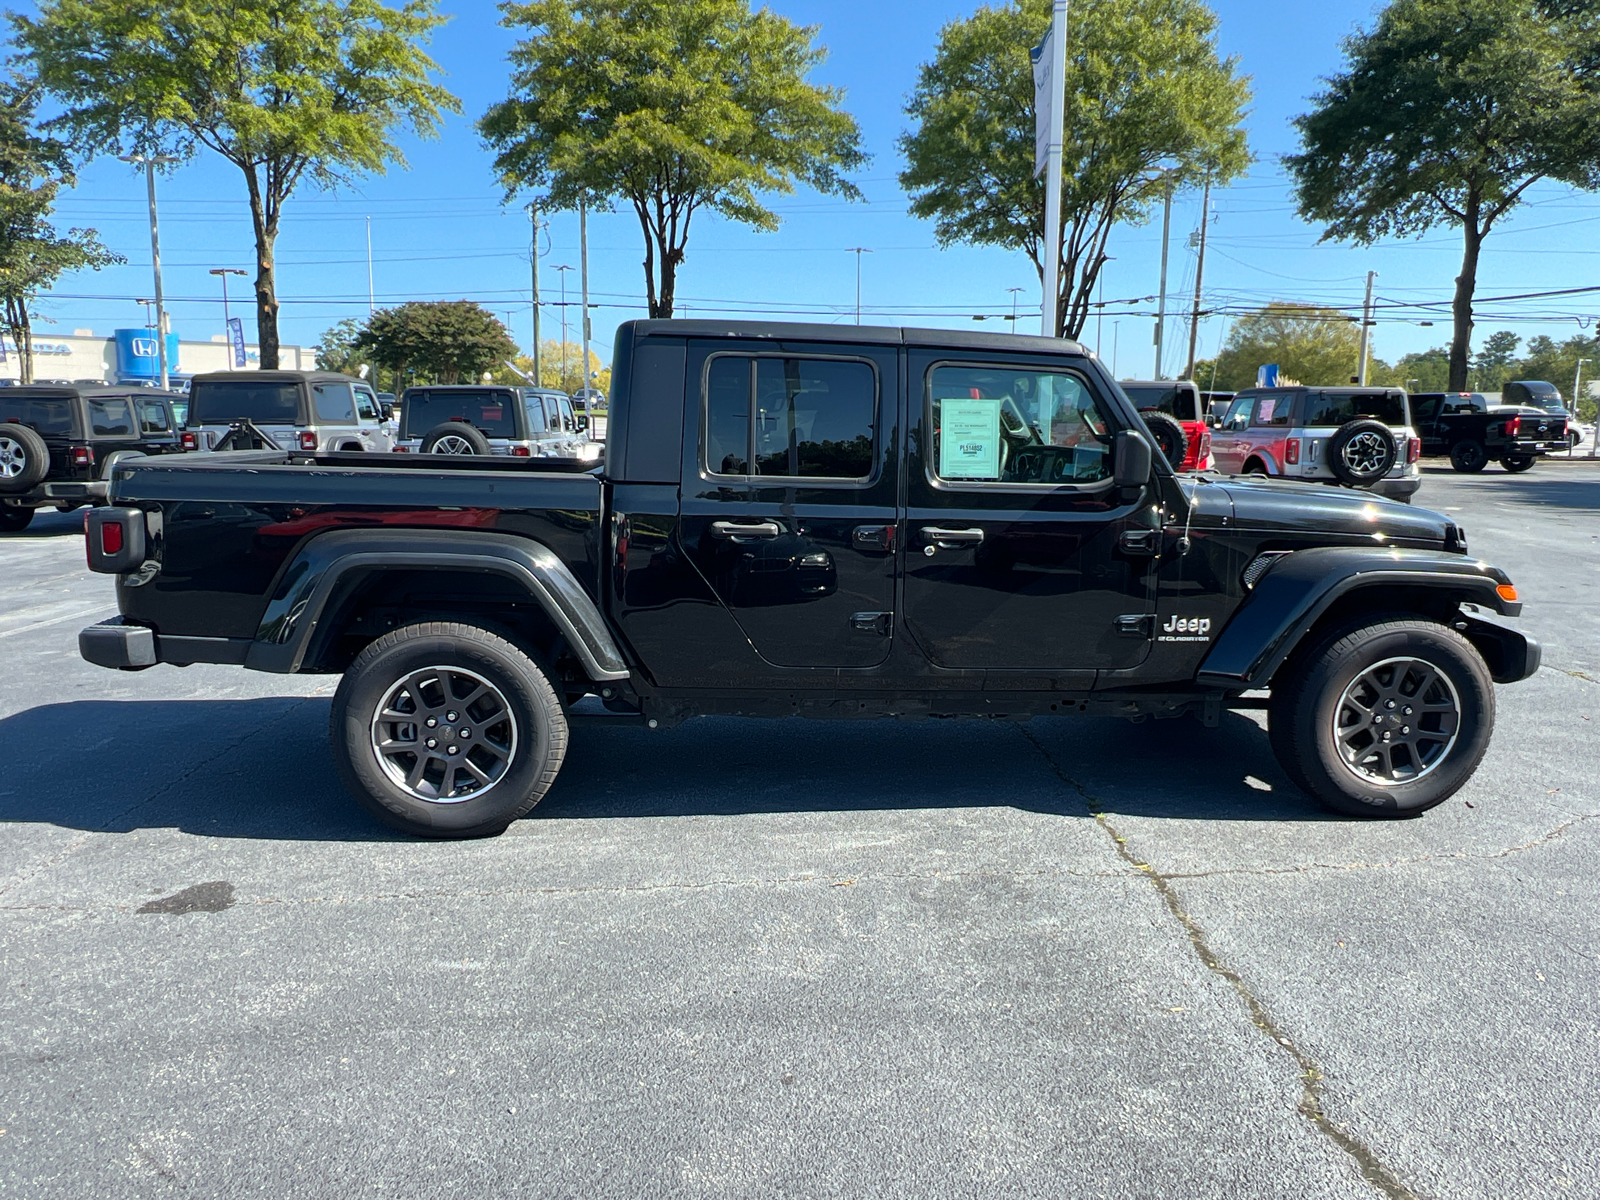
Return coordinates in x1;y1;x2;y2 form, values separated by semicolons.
0;328;315;385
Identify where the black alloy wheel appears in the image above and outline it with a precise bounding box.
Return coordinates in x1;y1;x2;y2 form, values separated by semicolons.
1139;411;1189;469
1327;419;1398;487
0;505;34;533
1500;454;1535;473
1449;440;1488;473
420;422;492;455
1269;616;1494;818
330;622;569;837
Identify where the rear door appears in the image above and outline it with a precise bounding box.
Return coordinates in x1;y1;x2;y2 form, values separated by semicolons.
901;351;1159;671
677;339;899;668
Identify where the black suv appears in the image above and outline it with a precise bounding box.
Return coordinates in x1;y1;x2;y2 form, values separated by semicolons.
0;386;184;533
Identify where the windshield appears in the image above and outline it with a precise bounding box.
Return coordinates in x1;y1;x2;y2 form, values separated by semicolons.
189;380;301;425
1120;383;1199;422
0;396;75;437
401;390;519;438
1304;390;1408;428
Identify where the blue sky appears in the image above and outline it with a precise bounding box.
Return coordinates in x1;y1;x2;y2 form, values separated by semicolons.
29;0;1600;379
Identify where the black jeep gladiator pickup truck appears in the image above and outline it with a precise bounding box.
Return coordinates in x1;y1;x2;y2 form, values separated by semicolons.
78;321;1538;837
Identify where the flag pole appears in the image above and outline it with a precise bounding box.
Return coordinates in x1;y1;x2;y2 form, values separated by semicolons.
1040;0;1068;338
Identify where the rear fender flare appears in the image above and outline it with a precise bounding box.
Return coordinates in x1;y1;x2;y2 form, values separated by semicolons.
1197;546;1521;690
246;527;629;681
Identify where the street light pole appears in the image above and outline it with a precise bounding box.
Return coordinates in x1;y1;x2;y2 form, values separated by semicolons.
1154;176;1173;378
1184;180;1212;380
553;265;573;392
847;248;872;324
121;153;179;389
528;201;542;386
208;268;246;370
580;199;592;400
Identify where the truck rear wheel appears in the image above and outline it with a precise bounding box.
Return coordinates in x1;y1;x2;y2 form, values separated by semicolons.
330;622;568;838
1500;454;1535;473
0;505;34;533
1268;618;1494;818
1449;440;1488;472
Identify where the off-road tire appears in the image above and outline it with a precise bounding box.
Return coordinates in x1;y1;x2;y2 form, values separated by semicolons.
1268;617;1494;818
420;422;492;456
0;422;49;494
0;505;34;533
1327;419;1397;486
1139;411;1188;469
330;622;568;838
1449;440;1488;473
1500;454;1535;473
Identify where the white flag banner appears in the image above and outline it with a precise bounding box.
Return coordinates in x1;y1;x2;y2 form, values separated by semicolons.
1031;31;1052;179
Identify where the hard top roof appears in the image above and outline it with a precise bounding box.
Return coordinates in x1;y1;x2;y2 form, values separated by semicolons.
1;384;183;399
623;318;1086;356
400;383;521;393
1236;384;1406;394
187;369;363;385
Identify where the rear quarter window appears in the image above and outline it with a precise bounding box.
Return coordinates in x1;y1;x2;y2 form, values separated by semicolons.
1303;391;1407;427
0;397;76;437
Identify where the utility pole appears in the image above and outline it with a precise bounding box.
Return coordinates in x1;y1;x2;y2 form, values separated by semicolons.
1153;175;1173;378
553;265;573;392
121;153;179;389
848;248;872;324
1008;286;1024;326
208;268;246;370
1112;321;1121;377
1038;0;1067;338
1356;270;1377;385
580;200;592;400
366;216;374;315
528;201;542;386
1184;180;1212;380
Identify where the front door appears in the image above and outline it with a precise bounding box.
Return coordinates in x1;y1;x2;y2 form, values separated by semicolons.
677;341;899;668
901;352;1159;671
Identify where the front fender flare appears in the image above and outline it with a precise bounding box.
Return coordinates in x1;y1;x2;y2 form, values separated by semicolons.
1197;546;1520;690
246;528;629;681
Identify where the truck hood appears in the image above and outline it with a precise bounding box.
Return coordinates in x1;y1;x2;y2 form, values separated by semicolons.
1204;476;1453;547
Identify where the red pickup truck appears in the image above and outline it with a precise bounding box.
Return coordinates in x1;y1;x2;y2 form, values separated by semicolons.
1119;380;1211;471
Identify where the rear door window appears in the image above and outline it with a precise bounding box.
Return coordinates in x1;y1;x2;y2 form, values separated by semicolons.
312;382;357;425
705;355;877;480
87;397;136;437
138;400;172;433
1250;393;1291;427
1304;391;1407;427
189;380;300;425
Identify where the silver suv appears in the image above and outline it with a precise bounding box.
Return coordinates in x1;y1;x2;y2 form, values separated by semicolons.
1212;386;1422;502
394;385;597;460
182;371;394;454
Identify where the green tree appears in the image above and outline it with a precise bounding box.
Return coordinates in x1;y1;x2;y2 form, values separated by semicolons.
899;0;1250;341
1473;330;1522;391
1203;303;1374;390
0;73;120;383
315;316;366;375
356;300;518;386
493;342;609;395
1393;345;1453;392
1287;0;1600;390
481;0;866;319
17;0;459;369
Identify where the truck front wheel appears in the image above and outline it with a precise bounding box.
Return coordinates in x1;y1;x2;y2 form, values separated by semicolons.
330;622;568;838
1268;618;1494;818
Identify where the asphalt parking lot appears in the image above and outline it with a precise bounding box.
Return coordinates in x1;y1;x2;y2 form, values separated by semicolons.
2;463;1597;1200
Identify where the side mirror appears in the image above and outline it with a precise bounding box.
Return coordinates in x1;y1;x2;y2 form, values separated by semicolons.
1205;412;1221;428
380;404;393;422
1114;429;1153;501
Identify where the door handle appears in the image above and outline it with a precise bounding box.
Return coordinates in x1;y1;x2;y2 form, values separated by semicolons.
921;526;984;546
852;524;895;552
711;520;781;540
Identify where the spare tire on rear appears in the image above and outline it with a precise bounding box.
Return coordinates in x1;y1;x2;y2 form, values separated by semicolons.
421;422;492;455
0;422;49;494
1139;411;1189;469
1327;418;1397;486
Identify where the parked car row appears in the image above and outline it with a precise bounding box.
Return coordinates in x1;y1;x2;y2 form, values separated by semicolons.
0;372;604;532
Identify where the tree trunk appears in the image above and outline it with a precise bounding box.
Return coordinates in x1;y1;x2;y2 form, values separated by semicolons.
1449;194;1483;392
21;319;32;385
244;169;281;370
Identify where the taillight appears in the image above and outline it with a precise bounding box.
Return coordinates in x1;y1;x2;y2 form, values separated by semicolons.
510;445;531;458
298;430;318;451
1407;437;1421;464
85;507;145;573
101;521;124;555
394;445;409;453
180;431;197;451
1504;416;1520;438
1285;438;1300;465
73;446;94;467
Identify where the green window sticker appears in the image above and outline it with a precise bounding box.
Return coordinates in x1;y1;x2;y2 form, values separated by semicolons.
939;397;1001;479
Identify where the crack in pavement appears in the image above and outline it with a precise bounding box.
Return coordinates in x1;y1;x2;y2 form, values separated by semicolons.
1017;724;1422;1200
1159;811;1600;880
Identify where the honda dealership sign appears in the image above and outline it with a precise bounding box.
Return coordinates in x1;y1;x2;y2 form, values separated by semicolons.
113;328;180;379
